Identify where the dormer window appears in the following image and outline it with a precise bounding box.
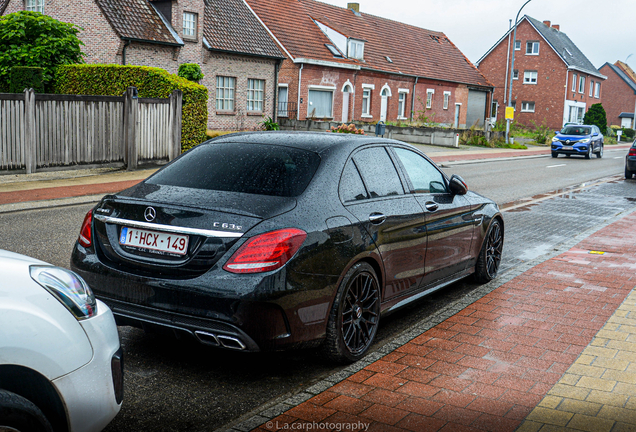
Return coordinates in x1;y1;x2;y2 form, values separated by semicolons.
348;39;364;60
325;44;343;58
183;11;197;40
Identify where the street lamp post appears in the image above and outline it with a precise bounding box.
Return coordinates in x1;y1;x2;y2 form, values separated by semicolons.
506;0;533;144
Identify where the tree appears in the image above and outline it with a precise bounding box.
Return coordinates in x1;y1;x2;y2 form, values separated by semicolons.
583;103;607;133
0;11;84;90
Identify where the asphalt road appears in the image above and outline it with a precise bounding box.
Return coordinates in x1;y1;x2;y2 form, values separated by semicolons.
0;152;630;432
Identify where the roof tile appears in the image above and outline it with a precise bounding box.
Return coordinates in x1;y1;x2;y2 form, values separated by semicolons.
245;0;491;87
203;0;283;58
96;0;181;45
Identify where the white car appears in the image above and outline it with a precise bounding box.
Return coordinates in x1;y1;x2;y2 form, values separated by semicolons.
0;250;122;432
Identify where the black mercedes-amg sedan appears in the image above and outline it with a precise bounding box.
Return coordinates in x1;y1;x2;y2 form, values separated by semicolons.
71;132;504;363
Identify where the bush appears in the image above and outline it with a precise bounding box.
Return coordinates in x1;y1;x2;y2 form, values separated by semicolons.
0;11;84;91
178;63;204;82
583;103;607;133
531;120;551;144
259;117;279;131
622;128;635;140
9;66;44;93
55;64;208;151
327;123;365;134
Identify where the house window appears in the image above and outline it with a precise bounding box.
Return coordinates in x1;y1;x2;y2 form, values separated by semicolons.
183;12;197;39
514;40;521;51
578;75;585;93
397;92;407;119
277;86;289;117
426;89;434;109
526;41;539;55
443;91;451;110
595;82;601;98
589;80;594;97
572;74;577;92
308;89;333;118
25;0;44;12
362;89;371;116
511;101;516;111
348;39;364;60
247;79;264;112
216;76;235;111
523;71;538;84
521;101;535;112
513;69;519;80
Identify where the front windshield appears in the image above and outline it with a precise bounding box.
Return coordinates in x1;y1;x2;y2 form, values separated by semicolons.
561;126;591;136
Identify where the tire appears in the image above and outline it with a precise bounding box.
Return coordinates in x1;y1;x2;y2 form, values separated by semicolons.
626;167;633;179
551;152;558;158
323;262;380;363
474;219;504;284
585;145;592;159
0;390;53;432
596;144;603;158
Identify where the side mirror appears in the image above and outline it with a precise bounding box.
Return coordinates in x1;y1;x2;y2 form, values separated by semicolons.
554;131;559;134
593;132;599;136
449;174;468;195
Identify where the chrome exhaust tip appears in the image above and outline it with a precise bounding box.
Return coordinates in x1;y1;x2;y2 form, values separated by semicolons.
194;331;220;347
217;335;247;350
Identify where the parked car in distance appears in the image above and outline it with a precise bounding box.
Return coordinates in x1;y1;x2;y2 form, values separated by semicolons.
71;132;504;363
0;250;123;432
551;124;604;159
625;141;636;179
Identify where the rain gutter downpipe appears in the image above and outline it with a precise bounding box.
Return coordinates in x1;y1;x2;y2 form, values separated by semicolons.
506;0;532;145
297;64;303;121
273;59;281;121
122;39;131;65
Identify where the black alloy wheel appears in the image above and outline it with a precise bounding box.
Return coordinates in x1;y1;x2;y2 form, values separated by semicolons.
0;390;53;432
474;219;504;284
323;262;380;363
596;144;603;158
585;145;592;159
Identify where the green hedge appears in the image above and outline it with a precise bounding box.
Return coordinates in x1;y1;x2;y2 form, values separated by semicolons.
54;64;208;151
10;66;45;93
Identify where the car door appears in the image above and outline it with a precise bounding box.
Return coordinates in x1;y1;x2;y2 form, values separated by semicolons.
391;146;475;288
340;146;427;301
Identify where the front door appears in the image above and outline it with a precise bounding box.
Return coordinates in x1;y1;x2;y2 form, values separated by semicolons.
380;96;388;122
342;92;350;123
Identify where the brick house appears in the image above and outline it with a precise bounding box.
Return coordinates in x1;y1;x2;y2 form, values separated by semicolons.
244;0;493;128
0;0;285;130
599;61;636;128
477;16;606;130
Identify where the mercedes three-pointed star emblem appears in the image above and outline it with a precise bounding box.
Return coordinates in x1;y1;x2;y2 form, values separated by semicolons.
144;206;156;222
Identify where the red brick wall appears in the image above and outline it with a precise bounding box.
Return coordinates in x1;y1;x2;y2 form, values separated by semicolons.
478;20;604;130
599;64;636;128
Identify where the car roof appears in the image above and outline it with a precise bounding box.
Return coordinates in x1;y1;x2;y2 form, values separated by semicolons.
203;131;406;154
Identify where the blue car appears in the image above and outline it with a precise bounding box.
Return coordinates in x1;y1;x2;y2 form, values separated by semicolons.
551;124;604;159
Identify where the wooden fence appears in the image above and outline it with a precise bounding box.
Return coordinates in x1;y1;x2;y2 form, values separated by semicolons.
0;87;182;173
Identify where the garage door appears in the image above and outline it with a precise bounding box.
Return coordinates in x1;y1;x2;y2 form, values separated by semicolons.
466;90;487;128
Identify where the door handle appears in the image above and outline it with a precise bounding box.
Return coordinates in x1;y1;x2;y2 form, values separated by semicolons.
368;213;386;225
425;201;439;212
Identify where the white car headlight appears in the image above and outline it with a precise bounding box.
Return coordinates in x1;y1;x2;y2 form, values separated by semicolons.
579;138;590;143
30;266;97;320
552;136;560;142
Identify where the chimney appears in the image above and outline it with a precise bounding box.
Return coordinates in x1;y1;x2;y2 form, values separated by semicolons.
347;2;360;12
552;24;560;31
543;20;551;27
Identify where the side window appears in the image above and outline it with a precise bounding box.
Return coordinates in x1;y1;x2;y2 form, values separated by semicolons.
354;147;404;198
340;160;368;203
393;147;448;194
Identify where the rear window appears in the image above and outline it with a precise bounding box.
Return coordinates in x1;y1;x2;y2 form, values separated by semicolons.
147;142;321;197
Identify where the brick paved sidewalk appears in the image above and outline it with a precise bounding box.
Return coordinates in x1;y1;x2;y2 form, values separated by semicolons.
252;213;636;432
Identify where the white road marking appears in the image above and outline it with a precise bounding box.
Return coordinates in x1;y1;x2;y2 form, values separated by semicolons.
615;157;623;159
547;164;566;168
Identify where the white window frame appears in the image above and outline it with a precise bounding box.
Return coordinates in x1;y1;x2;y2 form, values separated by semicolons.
348;39;364;60
443;91;451;110
523;71;538;85
521;101;535;112
589;80;594;97
595;82;601;98
514;40;521;51
216;76;235;111
307;86;335;118
578;75;585;93
397;89;409;119
513;69;519;80
247;79;265;112
25;0;43;12
426;89;434;109
183;12;197;39
526;41;539;55
361;89;372;117
572;73;577;92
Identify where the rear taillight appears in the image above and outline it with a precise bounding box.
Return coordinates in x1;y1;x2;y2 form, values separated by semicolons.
78;210;93;247
629;148;636;156
223;228;307;274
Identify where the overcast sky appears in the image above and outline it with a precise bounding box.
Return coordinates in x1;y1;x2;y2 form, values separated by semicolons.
320;0;636;70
